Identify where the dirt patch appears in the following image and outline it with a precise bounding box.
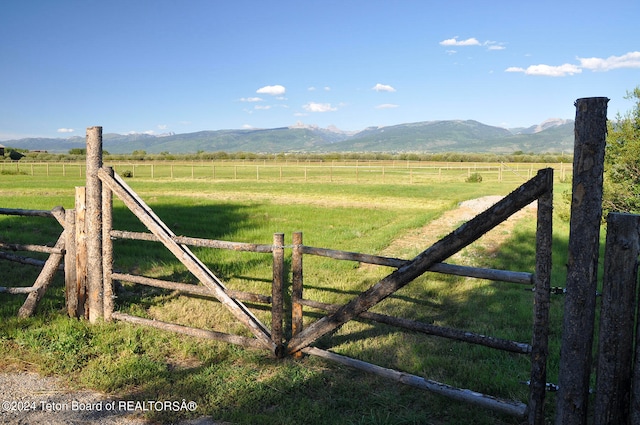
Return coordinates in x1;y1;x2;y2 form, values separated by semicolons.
377;195;536;263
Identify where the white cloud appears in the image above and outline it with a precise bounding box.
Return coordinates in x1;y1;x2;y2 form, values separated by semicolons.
375;104;399;109
579;51;640;71
256;85;286;95
240;97;264;102
158;124;167;130
440;37;481;47
57;128;74;133
303;102;337;112
324;86;331;91
505;63;582;77
255;105;272;110
372;83;396;92
242;124;255;129
308;86;316;91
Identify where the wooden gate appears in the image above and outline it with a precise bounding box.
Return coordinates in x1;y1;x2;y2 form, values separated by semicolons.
80;126;553;423
289;168;554;423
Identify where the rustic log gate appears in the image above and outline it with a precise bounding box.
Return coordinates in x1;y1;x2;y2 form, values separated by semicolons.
79;125;554;422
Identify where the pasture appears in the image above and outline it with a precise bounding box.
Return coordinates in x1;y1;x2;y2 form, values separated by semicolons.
0;163;572;424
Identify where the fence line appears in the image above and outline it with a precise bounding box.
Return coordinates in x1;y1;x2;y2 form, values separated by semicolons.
1;160;571;184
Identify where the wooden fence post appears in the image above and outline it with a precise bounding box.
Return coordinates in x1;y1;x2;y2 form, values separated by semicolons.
64;208;78;317
291;232;304;358
75;186;88;319
102;167;114;321
86;126;103;323
272;233;285;356
528;174;553;425
556;97;608;425
595;212;640;424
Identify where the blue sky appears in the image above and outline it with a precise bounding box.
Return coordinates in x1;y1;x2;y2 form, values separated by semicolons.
1;0;639;140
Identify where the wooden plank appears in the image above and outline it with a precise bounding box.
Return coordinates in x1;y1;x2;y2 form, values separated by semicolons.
527;178;553;425
303;346;527;418
597;213;640;425
17;232;66;317
556;97;609;425
0;286;37;294
287;168;553;354
111;312;265;350
0;251;63;269
98;168;276;352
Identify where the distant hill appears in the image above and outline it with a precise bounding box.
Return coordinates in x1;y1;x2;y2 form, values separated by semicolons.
2;119;574;154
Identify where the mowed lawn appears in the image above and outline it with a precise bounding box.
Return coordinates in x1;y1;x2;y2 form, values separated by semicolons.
0;170;571;424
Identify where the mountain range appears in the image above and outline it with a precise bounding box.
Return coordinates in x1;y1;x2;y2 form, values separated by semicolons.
1;118;574;154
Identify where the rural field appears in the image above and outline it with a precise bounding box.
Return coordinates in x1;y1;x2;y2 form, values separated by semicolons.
0;160;574;424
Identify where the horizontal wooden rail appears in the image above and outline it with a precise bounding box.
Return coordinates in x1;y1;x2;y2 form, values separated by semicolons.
0;242;65;255
299;298;532;354
0;286;38;294
111;272;272;305
111;312;265;350
0;251;65;270
0;208;55;218
110;230;274;253
303;346;527;418
300;246;533;285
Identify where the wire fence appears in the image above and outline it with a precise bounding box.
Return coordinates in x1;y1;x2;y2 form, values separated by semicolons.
0;160;572;184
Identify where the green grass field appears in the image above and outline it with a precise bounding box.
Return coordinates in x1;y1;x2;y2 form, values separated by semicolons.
0;165;573;424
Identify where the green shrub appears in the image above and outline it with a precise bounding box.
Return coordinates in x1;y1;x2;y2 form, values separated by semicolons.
465;172;483;183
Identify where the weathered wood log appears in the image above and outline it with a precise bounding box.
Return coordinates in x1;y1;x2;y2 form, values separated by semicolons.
0;286;37;294
0;242;65;255
302;245;533;284
0;251;64;269
0;208;55;218
109;230;273;253
111;272;272;304
75;187;88;319
98;168;276;352
111;312;265;350
298;298;532;354
102;167;114;321
271;233;285;355
287;168;553;354
527;177;553;425
17;232;66;317
291;232;304;358
303;346;527;417
86;126;103;323
64;208;78;318
596;213;640;425
556;97;608;425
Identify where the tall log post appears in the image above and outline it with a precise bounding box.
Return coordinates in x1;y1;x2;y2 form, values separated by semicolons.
528;175;553;425
86;126;103;323
75;186;88;319
64;208;78;317
596;213;640;424
556;97;608;425
271;233;285;356
291;232;304;358
102;167;114;321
